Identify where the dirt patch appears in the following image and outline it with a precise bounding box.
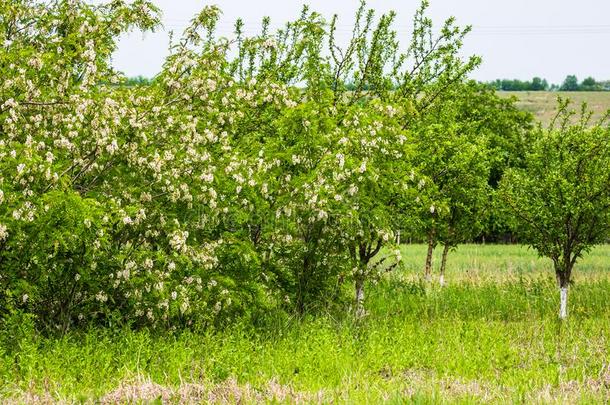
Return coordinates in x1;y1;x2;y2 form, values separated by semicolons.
5;376;327;404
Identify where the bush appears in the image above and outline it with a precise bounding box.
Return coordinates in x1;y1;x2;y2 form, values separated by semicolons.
0;0;527;332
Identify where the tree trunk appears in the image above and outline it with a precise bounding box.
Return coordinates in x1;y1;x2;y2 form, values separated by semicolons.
424;235;434;282
355;276;365;318
559;286;568;320
556;265;571;320
396;230;401;245
439;244;449;287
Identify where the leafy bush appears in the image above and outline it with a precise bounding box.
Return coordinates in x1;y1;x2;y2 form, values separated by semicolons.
0;0;531;332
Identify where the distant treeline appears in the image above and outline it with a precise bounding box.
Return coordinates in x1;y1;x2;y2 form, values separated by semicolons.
124;75;153;86
125;75;610;92
487;75;610;92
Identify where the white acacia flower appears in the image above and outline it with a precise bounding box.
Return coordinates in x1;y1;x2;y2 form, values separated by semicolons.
348;184;358;196
359;161;367;174
0;224;9;241
106;139;118;155
336;153;345;169
200;172;214;183
169;230;189;253
95;291;108;303
262;38;277;49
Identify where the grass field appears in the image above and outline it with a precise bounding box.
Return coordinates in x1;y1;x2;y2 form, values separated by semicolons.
2;244;610;403
499;91;610;125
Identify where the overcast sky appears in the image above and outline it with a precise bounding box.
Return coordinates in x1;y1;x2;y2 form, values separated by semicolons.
108;0;610;84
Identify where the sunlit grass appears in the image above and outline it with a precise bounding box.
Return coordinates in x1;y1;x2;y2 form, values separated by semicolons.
2;244;610;403
399;243;610;283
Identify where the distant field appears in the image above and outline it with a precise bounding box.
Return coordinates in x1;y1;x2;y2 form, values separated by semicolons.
499;91;610;125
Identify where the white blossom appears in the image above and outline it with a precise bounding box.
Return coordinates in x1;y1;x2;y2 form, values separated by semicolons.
169;230;189;253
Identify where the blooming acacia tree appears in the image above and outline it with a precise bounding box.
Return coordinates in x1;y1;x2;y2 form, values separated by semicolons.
0;1;262;330
0;0;166;330
0;0;512;330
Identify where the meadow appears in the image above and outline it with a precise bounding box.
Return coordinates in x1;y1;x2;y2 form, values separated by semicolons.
2;244;610;404
500;91;610;124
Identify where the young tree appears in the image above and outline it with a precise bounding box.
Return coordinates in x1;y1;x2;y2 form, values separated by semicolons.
323;0;479;312
411;117;489;284
411;82;512;284
435;148;490;286
499;101;610;319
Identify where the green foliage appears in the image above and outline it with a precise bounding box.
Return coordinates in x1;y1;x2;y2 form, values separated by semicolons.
408;81;532;270
499;101;610;287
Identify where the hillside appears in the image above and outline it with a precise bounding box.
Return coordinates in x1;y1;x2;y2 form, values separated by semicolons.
499;91;610;125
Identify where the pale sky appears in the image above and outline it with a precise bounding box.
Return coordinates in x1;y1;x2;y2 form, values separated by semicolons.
107;0;610;84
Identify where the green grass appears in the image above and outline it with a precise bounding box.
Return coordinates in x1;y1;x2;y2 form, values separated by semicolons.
499;91;610;125
2;244;610;403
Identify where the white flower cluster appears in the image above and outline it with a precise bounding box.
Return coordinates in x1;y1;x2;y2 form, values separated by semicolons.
0;224;8;242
